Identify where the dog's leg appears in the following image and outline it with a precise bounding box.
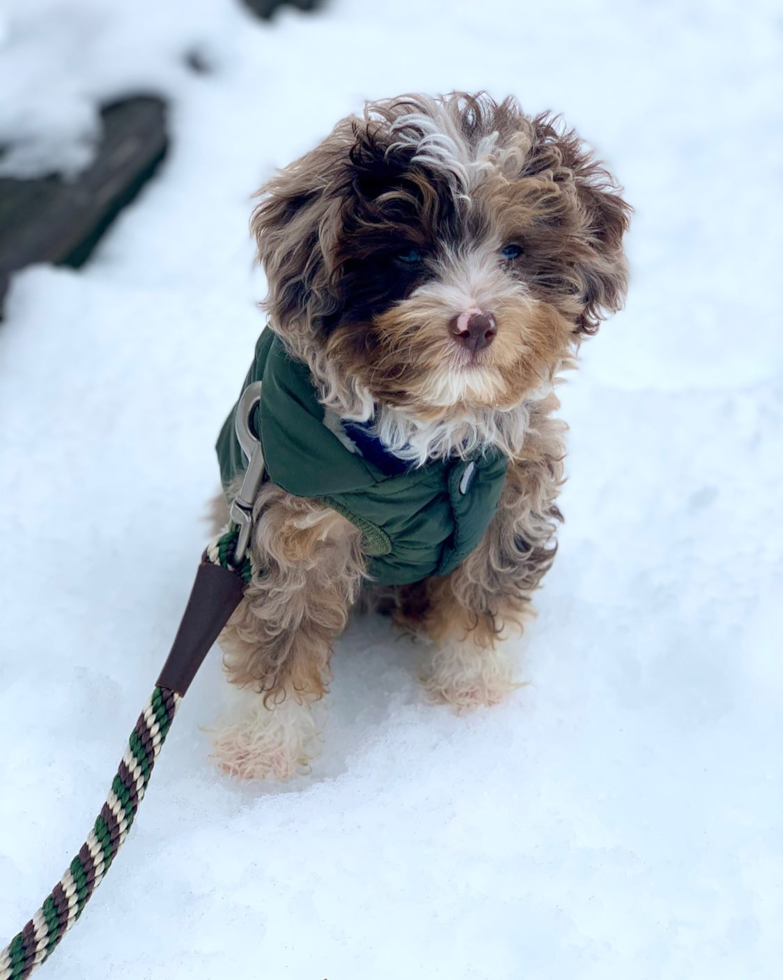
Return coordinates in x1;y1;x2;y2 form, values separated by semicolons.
419;416;565;708
211;485;365;780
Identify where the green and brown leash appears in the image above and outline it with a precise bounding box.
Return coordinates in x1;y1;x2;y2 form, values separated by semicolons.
0;383;265;980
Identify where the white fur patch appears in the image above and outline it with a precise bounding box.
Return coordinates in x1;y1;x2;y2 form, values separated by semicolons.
209;683;320;781
421;635;518;709
370;401;533;466
388;109;471;192
323;405;361;454
382;96;503;195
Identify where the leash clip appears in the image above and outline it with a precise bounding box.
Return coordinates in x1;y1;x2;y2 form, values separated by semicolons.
229;381;265;565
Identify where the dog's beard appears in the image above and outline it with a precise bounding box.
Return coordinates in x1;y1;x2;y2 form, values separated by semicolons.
363;402;535;466
315;250;575;464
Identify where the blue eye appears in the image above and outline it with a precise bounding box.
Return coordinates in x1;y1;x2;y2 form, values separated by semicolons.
501;244;522;260
397;249;422;264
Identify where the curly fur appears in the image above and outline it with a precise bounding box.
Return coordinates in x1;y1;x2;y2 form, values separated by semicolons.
221;482;366;700
212;92;630;779
252;93;628;425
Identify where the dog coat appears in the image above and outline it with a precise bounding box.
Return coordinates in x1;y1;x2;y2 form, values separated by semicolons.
216;329;509;586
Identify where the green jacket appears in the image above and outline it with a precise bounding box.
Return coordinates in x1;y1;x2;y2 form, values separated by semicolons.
216;330;509;586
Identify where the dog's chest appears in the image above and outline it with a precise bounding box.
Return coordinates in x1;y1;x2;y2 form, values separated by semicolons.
216;330;509;586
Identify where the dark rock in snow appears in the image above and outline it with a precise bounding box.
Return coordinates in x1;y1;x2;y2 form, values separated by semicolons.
0;96;168;309
242;0;324;19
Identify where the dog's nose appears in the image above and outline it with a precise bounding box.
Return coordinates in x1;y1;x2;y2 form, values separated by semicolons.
450;311;497;352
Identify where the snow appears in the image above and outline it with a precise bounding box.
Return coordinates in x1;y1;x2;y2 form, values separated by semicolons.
1;0;782;976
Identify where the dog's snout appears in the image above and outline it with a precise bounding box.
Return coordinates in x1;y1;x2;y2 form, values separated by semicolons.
450;311;497;352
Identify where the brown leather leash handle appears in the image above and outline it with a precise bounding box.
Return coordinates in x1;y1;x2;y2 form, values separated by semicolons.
156;560;246;697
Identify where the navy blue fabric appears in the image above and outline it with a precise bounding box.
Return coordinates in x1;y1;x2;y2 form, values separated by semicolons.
341;419;416;477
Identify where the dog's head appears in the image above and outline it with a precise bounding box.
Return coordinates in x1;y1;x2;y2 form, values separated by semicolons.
252;93;630;426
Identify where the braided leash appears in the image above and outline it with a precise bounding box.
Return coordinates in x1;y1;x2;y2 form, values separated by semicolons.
204;527;254;586
0;530;255;980
1;381;264;979
0;687;180;980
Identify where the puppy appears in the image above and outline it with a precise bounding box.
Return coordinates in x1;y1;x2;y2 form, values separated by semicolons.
211;92;630;780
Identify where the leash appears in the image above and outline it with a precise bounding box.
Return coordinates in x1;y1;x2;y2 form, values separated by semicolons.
0;383;264;980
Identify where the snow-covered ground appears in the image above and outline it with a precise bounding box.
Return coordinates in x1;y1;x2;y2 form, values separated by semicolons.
1;0;782;976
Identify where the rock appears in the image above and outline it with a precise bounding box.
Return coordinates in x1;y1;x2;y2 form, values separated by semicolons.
242;0;323;19
0;96;168;308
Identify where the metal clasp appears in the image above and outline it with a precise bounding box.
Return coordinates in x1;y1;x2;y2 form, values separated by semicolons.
229;381;265;565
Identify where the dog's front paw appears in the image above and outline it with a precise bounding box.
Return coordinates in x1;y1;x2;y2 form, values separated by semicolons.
209;687;318;781
421;639;517;710
211;732;305;781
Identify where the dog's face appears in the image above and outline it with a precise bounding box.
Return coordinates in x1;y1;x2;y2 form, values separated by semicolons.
253;94;630;418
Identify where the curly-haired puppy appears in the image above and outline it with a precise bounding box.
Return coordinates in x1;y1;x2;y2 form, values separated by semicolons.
211;92;630;780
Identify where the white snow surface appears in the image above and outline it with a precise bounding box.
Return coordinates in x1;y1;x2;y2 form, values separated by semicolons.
1;0;782;977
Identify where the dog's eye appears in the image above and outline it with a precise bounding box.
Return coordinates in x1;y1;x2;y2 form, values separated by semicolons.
396;249;422;264
501;244;522;260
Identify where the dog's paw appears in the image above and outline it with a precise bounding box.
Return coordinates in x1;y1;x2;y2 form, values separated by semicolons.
211;733;306;781
209;688;318;781
423;677;512;710
422;672;516;710
421;640;517;710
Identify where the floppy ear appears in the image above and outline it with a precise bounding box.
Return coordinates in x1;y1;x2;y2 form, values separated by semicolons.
573;171;631;336
527;114;631;337
251;125;353;334
251;111;420;343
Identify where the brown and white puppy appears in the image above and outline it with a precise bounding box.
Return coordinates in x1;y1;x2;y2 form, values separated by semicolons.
212;93;630;780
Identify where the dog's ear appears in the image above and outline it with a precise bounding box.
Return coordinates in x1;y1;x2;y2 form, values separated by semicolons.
251;114;408;335
252;113;421;340
572;168;631;336
529;114;631;337
251;127;353;332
